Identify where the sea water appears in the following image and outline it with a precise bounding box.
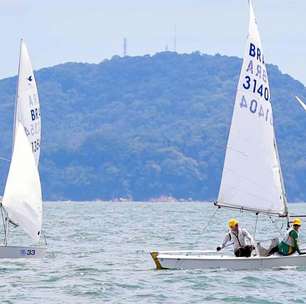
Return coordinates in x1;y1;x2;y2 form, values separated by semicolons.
1;201;306;304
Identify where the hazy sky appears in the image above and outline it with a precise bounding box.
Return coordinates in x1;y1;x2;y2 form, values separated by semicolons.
1;0;306;84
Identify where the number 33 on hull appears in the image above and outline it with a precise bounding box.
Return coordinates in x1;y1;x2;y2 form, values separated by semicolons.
0;40;46;259
0;246;46;259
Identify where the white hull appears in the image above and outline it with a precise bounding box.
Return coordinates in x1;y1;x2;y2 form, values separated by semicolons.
0;246;46;259
151;251;306;270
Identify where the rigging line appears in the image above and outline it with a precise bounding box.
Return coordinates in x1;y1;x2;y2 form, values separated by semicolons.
280;219;285;232
256;216;285;243
269;215;285;236
43;232;48;246
0;206;7;246
5;209;9;246
193;206;219;248
254;213;259;239
201;206;219;234
0;207;4;242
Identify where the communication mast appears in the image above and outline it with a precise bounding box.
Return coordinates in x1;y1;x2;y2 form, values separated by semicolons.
123;37;127;57
174;25;177;52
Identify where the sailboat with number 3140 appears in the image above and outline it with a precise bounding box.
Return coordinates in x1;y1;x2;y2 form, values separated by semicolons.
150;1;306;270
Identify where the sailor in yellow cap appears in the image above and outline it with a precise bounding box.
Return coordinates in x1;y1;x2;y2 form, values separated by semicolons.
217;218;255;257
269;218;302;256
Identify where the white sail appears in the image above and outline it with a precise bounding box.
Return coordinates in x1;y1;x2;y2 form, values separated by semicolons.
217;1;287;216
15;39;41;165
2;122;42;241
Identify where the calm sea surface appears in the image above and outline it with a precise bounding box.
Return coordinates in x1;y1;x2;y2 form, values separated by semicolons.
2;201;306;304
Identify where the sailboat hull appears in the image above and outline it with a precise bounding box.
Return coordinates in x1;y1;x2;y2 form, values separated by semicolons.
151;251;306;270
0;246;46;259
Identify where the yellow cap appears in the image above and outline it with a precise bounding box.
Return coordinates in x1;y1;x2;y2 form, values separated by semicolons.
293;218;302;226
228;218;238;228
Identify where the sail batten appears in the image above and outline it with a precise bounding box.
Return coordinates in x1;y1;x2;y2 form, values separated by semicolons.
217;1;287;216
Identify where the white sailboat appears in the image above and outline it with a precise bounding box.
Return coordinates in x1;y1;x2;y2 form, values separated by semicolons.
0;40;46;258
150;1;306;270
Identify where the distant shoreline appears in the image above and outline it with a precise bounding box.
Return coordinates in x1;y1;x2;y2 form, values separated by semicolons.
44;197;306;204
43;199;305;203
44;198;211;203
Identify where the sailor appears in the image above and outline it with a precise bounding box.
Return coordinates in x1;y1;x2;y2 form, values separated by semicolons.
274;218;302;256
217;218;255;257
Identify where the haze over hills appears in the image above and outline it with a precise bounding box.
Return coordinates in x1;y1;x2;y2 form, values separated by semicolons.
0;51;305;201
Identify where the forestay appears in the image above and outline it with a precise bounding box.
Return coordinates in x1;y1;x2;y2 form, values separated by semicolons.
217;1;287;216
15;39;41;165
2;122;42;241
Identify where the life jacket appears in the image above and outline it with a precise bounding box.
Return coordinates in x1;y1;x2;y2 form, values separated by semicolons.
282;228;298;248
227;228;248;250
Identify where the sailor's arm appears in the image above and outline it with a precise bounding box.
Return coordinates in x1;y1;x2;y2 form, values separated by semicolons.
217;233;230;251
222;233;231;248
296;243;301;254
290;230;301;254
242;229;255;245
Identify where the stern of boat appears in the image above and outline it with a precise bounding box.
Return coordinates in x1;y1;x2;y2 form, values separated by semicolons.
0;246;47;259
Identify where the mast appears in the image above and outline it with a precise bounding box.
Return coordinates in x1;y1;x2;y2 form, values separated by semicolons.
3;39;24;244
12;39;23;152
273;134;288;213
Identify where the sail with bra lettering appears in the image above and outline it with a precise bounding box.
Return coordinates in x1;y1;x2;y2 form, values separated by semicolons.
14;39;41;165
216;1;287;216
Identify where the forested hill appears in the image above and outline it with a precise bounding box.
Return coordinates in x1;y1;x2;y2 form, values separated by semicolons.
0;51;305;201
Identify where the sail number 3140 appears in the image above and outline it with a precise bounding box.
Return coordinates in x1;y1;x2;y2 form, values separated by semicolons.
243;76;270;101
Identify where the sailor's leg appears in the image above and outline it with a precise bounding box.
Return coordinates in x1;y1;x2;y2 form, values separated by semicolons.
287;247;296;256
244;245;253;257
267;245;279;256
234;248;243;257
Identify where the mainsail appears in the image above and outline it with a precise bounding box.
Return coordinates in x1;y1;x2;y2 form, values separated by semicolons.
14;39;41;165
2;122;42;241
217;1;287;216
